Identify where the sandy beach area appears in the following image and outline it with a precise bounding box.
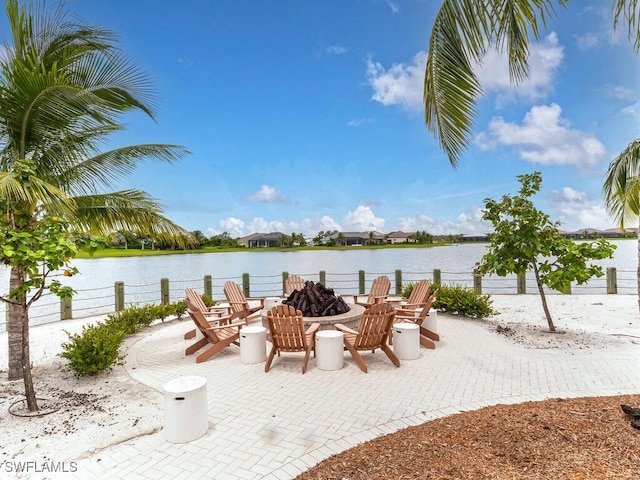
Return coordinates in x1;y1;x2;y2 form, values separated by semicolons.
0;293;638;477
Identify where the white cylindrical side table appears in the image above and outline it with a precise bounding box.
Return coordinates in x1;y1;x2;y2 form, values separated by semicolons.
315;330;344;371
392;323;420;360
423;308;438;334
163;376;208;443
240;326;267;364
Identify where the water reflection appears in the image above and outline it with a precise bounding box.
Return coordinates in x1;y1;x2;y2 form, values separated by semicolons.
0;240;636;328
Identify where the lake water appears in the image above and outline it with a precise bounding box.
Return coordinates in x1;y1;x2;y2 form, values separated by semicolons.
0;240;636;329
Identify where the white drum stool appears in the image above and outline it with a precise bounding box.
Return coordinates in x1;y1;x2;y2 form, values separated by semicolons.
392;323;420;360
315;330;344;371
163;376;208;443
240;326;267;364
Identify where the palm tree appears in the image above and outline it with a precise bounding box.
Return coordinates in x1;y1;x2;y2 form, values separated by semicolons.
0;0;190;401
603;140;640;311
423;1;639;168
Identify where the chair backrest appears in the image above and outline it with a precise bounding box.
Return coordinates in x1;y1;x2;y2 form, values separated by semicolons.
406;279;431;308
266;304;309;353
285;275;305;296
366;275;391;304
187;308;221;342
354;302;395;350
224;281;248;314
185;288;208;313
409;289;438;325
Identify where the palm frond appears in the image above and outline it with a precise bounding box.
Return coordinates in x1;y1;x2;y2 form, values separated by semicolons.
603;139;640;228
72;190;192;246
424;0;567;167
613;0;640;52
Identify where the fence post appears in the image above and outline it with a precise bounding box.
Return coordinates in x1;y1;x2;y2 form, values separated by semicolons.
358;270;365;295
319;270;326;286
115;281;125;311
433;269;441;285
204;275;212;298
282;271;289;295
160;278;169;304
517;273;526;294
606;267;617;294
473;270;482;294
242;273;250;297
394;270;402;295
60;298;72;320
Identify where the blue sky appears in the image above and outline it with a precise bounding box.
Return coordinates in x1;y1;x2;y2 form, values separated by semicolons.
15;1;640;237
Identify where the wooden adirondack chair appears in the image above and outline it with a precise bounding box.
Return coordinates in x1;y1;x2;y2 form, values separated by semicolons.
353;275;391;308
395;279;431;315
265;304;320;374
335;302;399;373
394;290;439;349
284;274;306;296
223;281;264;324
183;288;231;340
185;307;244;363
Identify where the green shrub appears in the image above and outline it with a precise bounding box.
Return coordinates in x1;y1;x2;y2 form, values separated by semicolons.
401;281;416;298
173;300;187;319
432;283;496;319
61;321;126;377
200;293;215;307
61;300;196;377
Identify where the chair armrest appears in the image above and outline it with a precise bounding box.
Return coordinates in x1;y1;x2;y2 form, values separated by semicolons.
334;323;357;335
306;323;321;335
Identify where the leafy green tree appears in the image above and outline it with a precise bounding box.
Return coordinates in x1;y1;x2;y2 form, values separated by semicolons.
190;230;208;248
476;172;615;332
336;232;346;246
0;0;190;406
277;233;292;247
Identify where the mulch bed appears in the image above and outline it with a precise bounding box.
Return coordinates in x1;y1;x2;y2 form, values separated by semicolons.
295;394;640;480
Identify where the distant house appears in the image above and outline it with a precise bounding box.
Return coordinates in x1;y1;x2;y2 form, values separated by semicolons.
386;231;415;244
239;232;283;248
460;233;490;242
327;231;385;246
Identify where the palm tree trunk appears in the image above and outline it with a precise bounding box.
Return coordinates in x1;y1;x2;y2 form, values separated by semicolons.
7;266;39;410
533;262;556;332
637;217;640;313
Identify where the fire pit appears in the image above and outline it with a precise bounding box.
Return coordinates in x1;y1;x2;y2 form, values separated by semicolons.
283;281;350;317
260;281;364;331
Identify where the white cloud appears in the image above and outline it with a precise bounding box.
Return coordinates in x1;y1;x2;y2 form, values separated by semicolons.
325;45;347;55
343;205;385;231
398;207;490;236
245;184;290;203
209;217;245;237
475;103;606;166
549;187;612;230
476;33;563;105
347;117;373;127
366;51;426;111
246;217;286;234
386;1;399;14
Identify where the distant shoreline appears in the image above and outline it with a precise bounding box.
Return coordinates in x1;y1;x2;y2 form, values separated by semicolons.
75;242;451;259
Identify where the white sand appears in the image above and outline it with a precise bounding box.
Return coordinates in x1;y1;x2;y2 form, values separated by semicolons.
0;294;638;469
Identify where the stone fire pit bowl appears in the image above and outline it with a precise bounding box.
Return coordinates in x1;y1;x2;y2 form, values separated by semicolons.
261;302;365;332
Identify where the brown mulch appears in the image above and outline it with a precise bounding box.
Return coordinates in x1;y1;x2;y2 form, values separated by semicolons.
294;394;640;480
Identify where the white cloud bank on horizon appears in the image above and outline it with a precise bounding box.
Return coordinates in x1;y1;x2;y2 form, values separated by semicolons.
549;186;612;230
